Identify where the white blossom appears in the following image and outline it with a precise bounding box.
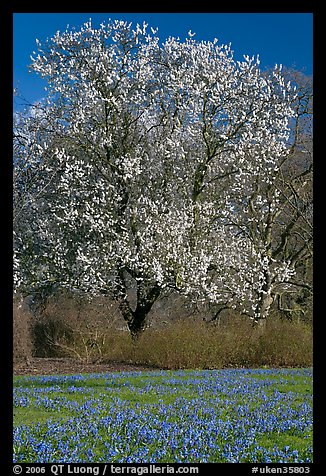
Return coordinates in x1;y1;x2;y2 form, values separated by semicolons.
14;19;297;322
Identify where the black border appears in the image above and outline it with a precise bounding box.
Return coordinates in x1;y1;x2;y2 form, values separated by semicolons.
3;1;320;473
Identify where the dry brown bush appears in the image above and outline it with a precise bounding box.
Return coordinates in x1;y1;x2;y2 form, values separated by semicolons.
13;298;33;364
99;315;313;369
20;290;312;369
30;291;127;362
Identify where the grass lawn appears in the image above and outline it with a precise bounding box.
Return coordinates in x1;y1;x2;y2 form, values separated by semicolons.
13;368;313;463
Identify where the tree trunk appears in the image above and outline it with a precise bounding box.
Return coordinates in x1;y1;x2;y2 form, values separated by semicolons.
256;291;274;321
118;283;161;341
253;316;267;336
127;309;148;341
254;270;274;333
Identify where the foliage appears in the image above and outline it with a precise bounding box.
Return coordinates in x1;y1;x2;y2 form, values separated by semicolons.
13;19;311;335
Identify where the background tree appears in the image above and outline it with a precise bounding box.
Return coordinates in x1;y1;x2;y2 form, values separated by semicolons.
268;68;313;321
200;68;313;327
14;20;298;338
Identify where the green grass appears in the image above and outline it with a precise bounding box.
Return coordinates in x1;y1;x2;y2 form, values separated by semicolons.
13;371;197;426
13;368;313;463
13;369;312;426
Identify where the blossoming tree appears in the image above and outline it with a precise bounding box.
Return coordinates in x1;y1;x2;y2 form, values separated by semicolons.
14;19;297;337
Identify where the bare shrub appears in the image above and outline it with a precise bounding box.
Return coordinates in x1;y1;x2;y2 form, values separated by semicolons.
26;289;312;368
251;318;313;367
30;290;127;362
13;298;33;364
100;315;312;369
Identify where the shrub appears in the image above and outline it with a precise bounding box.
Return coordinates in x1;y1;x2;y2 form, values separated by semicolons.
13;299;33;363
18;290;312;369
29;291;126;361
100;316;313;369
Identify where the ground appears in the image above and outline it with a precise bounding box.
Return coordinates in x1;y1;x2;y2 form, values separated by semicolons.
13;357;158;376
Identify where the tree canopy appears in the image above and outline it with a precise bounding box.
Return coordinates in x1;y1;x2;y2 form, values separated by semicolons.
13;20;311;337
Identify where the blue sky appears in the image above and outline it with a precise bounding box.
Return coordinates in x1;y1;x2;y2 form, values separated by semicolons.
13;13;313;110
